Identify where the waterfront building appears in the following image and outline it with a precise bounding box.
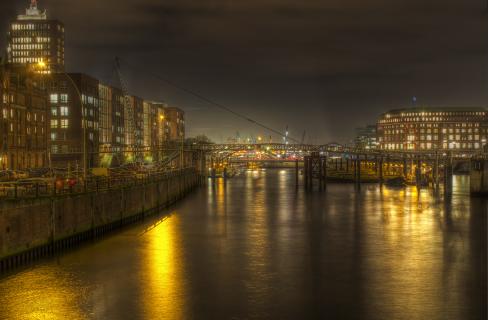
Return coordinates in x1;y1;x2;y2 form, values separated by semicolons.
49;74;99;168
354;125;378;150
143;101;166;162
2;1;187;170
377;107;488;152
100;85;125;167
98;83;112;150
7;0;65;74
124;95;144;148
165;107;185;142
122;95;144;163
0;65;48;170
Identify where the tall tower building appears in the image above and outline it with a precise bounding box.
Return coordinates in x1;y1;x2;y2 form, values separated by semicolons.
6;0;65;73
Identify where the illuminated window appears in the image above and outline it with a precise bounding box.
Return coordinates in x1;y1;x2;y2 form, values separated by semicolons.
50;119;58;128
50;94;58;103
60;119;69;128
60;106;68;116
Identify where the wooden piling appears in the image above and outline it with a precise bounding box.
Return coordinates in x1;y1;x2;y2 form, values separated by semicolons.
295;159;299;187
378;156;384;183
403;155;408;178
304;156;309;190
434;152;439;191
444;152;453;196
323;156;328;191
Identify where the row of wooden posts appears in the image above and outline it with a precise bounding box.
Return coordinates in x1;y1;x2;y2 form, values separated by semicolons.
297;152;454;194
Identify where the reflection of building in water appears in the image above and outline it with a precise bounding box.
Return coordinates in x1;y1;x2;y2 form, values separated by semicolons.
144;216;186;319
377;107;488;152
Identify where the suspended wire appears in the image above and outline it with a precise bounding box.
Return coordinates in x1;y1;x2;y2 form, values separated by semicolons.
117;57;301;143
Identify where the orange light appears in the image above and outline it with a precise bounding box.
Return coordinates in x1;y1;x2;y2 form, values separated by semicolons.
37;60;46;69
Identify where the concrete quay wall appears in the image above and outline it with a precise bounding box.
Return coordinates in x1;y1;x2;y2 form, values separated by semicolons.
0;169;203;273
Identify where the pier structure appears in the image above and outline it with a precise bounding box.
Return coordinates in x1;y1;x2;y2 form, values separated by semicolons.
196;143;477;195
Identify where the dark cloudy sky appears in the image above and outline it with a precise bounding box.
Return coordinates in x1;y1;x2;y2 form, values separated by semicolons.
1;0;487;143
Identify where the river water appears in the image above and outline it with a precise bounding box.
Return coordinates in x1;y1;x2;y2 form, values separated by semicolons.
0;169;486;320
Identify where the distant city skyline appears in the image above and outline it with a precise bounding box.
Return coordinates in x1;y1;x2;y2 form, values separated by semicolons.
0;0;486;143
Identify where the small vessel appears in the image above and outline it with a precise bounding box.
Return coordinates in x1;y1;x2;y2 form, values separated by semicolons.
385;177;407;187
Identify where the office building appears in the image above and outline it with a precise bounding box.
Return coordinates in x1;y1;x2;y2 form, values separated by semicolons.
7;0;65;74
377;107;488;152
49;74;99;168
354;125;378;150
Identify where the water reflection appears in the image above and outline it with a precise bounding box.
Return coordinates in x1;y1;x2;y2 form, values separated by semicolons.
0;267;85;319
141;215;186;320
0;170;485;320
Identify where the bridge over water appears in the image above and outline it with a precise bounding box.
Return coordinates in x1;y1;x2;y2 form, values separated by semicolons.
189;143;487;195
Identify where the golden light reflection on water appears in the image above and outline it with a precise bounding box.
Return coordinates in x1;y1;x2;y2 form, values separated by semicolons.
0;171;483;320
243;169;272;314
362;182;473;319
0;268;85;320
142;214;186;320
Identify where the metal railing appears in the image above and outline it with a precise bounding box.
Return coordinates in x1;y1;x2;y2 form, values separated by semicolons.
0;167;197;200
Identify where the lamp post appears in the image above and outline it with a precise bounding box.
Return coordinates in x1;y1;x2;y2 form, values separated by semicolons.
35;61;87;180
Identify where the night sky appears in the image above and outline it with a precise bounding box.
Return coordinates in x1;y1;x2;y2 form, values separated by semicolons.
1;0;487;143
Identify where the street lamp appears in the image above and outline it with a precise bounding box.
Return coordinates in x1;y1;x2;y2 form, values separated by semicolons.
35;61;87;180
